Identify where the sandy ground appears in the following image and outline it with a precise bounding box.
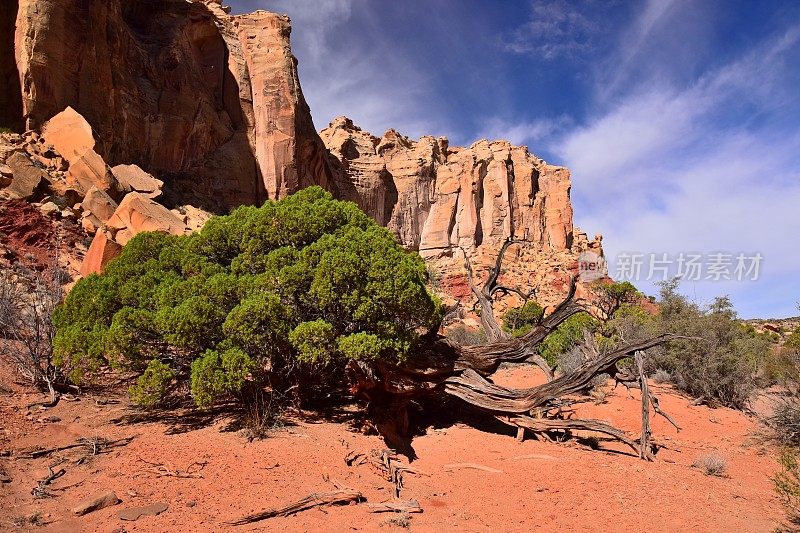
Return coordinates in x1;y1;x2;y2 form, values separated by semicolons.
0;364;784;532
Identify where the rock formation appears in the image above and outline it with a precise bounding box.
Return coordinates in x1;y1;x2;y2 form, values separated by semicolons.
320;117;594;308
0;1;603;307
320;117;574;258
6;0;333;211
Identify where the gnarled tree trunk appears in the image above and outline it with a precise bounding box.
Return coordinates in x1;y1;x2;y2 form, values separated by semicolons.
348;239;677;460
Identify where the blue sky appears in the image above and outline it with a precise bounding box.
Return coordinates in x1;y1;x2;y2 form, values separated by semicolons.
230;0;800;318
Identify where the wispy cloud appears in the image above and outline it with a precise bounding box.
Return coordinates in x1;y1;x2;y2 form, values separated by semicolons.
504;0;603;59
245;0;445;137
265;0;356;61
475;116;569;148
559;22;800;316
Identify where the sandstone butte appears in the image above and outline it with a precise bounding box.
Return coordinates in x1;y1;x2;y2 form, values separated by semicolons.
0;0;604;307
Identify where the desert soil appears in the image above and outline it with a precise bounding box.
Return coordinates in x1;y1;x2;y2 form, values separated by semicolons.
0;364;783;532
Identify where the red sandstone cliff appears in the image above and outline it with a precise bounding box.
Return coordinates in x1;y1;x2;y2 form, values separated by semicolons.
0;0;602;307
5;0;333;211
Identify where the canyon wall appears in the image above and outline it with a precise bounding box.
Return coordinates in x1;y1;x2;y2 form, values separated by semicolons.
9;0;333;211
2;0;602;307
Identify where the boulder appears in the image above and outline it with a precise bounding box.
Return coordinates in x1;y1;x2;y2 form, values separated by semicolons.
105;192;188;246
81;212;102;235
41;107;118;195
82;186;118;223
39;201;59;215
3;152;48;200
111;164;163;198
80;231;122;276
0;164;11;187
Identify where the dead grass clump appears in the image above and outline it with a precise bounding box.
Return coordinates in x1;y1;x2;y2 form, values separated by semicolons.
10;511;45;527
693;453;728;477
384;512;411;528
242;389;284;442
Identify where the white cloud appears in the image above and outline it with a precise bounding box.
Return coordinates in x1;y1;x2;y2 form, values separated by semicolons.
474;116;568;149
558;24;800;317
255;0;446;137
504;0;602;59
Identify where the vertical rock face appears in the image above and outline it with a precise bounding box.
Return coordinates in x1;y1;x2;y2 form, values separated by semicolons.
10;0;332;211
320;117;574;258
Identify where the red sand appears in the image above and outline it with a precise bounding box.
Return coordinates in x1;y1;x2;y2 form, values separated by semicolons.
0;364;783;532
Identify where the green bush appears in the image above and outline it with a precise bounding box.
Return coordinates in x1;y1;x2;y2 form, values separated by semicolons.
129;359;175;408
53;187;443;408
538;312;598;368
502;301;544;337
787;327;800;350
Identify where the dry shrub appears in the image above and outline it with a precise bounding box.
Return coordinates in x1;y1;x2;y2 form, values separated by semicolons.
0;267;63;399
446;325;487;346
692;453;728;477
770;400;800;447
651;368;672;383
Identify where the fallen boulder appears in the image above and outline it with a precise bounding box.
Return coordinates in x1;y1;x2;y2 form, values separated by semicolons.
82;186;118;223
111;164;163;198
3;152;49;200
106;192;188;245
80;231;123;276
41;107;119;195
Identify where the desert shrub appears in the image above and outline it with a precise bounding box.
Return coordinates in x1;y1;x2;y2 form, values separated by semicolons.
128;359;175;409
770;400;800;447
774;447;800;527
787;327;800;350
445;324;487;346
655;285;771;409
0;267;63;396
692;453;728;477
53;187;443;409
502;301;544;337
538;312;599;368
590;280;641;319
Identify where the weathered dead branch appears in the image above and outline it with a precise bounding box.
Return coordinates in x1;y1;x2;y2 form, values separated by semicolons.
137;456;207;478
368;499;423;513
31;462;66;498
18;436;135;459
227;489;363;525
346;449;426;499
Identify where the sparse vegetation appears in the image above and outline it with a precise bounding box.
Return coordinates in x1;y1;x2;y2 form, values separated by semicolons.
445;324;487;346
0;267;63;402
774;447;800;527
651;369;672;383
502;301;544;337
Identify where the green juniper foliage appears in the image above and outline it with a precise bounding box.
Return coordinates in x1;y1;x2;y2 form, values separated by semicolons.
53;187;443;408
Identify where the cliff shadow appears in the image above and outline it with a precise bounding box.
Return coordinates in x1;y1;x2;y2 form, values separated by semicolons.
0;0;24;132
